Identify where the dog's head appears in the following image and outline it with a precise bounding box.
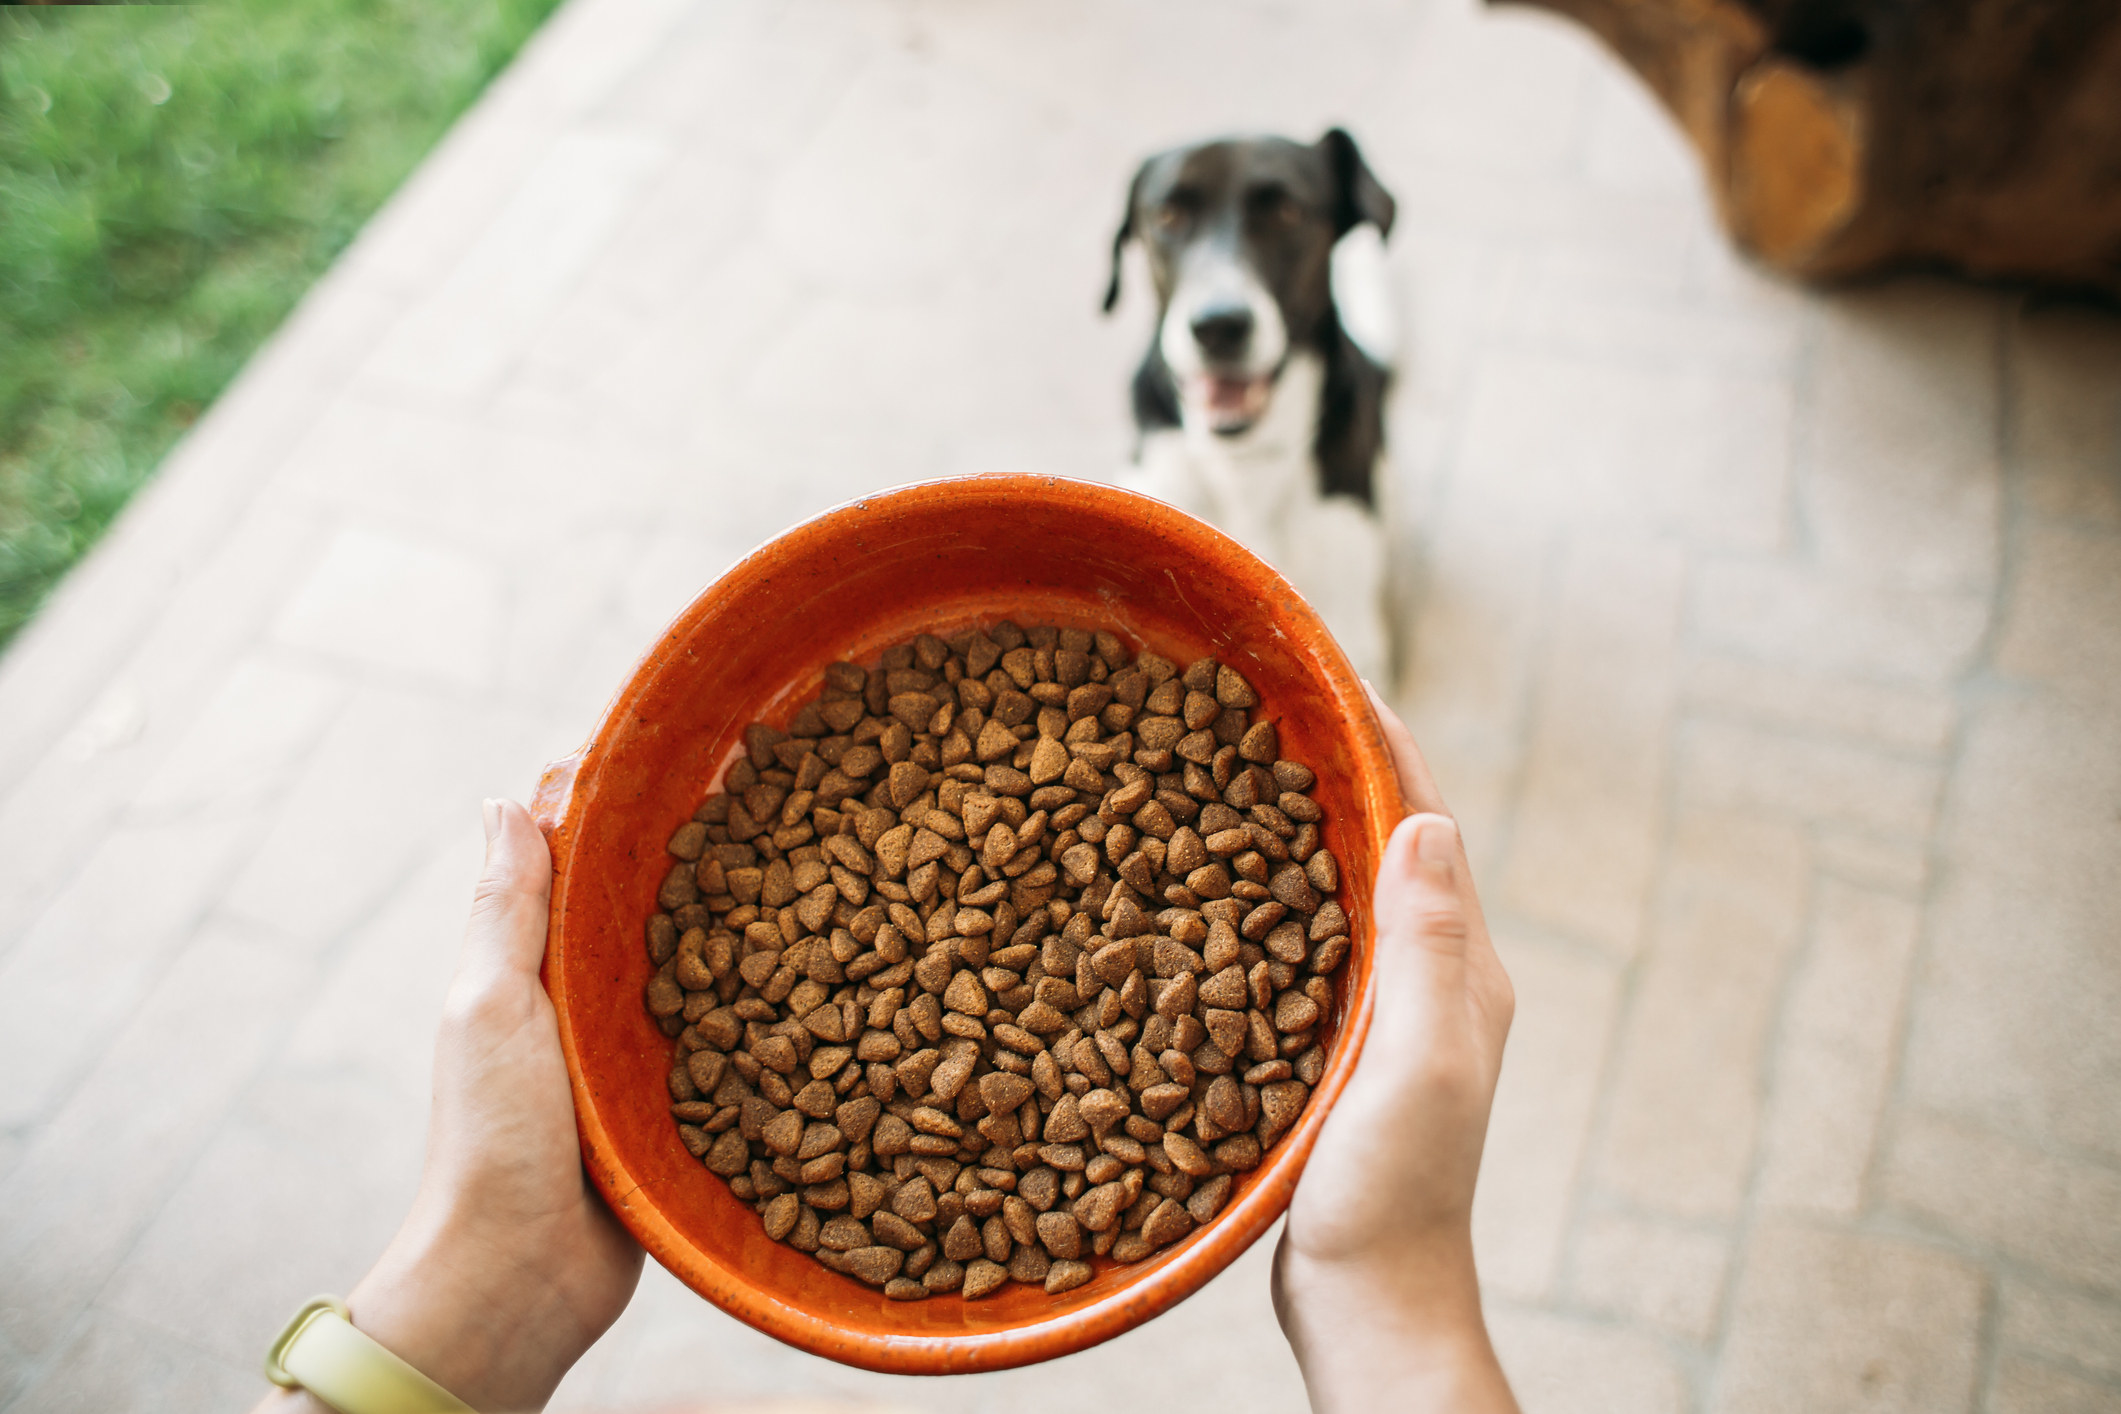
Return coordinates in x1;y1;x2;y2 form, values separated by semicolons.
1106;128;1394;436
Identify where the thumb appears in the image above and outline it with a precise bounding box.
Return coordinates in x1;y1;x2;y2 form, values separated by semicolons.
464;797;554;980
1371;812;1471;987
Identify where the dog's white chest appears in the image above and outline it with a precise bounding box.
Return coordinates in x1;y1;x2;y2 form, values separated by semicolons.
1142;353;1323;567
1129;353;1389;679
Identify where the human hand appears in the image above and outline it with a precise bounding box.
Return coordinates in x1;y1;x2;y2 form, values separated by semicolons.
1272;687;1517;1413
255;800;643;1414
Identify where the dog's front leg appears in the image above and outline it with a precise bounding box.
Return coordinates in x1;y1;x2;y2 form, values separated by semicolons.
1282;496;1391;685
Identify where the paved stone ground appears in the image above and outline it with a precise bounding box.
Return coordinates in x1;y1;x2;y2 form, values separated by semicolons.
2;0;2118;1410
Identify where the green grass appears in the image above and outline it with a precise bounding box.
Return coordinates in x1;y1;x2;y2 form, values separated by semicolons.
0;0;565;647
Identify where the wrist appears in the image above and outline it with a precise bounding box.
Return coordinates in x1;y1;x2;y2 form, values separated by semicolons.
1277;1227;1510;1411
1279;1225;1485;1338
342;1199;577;1412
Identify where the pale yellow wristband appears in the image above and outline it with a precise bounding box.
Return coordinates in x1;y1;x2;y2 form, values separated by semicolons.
264;1296;476;1414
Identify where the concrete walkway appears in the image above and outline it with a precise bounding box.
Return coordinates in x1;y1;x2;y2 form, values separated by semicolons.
2;0;2118;1410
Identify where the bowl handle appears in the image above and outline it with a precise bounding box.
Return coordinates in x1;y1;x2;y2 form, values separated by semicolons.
531;750;584;841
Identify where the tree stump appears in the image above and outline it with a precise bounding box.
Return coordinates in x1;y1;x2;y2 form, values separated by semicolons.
1503;0;2121;294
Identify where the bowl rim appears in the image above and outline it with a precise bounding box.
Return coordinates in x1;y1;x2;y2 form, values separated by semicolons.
533;472;1404;1373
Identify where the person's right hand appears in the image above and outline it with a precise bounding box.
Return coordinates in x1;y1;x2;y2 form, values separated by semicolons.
1272;687;1518;1413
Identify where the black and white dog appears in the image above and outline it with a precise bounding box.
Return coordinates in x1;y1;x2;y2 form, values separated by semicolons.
1106;129;1397;681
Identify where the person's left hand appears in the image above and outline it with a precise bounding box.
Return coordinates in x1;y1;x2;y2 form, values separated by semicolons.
260;799;643;1413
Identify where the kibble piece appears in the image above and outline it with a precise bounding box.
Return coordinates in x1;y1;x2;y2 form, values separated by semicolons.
1141;1198;1194;1249
1008;1245;1052;1285
818;1215;869;1251
762;1193;800;1240
1187;1174;1233;1223
1036;1210;1084;1259
844;1246;905;1287
894;1175;939;1223
1045;1259;1094;1295
963;1258;1009;1299
871;1210;926;1251
1073;1182;1126;1232
1162;1131;1213;1178
645;621;1350;1300
943;1214;983;1262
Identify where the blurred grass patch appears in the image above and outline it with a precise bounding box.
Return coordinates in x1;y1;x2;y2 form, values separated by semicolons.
0;0;564;647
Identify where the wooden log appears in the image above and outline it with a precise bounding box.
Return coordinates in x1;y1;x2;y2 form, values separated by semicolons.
1502;0;2121;294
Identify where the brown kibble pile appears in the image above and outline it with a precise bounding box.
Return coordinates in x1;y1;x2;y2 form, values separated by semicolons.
641;622;1350;1301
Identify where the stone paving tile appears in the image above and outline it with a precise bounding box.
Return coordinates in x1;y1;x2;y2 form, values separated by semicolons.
1592;810;1810;1219
1676;718;1944;841
1679;655;1957;756
1811;826;1932;897
1880;1110;2121;1295
3;0;2121;1405
1999;1277;2121;1385
98;1071;428;1372
0;917;309;1365
270;526;505;690
0;1329;25;1411
1566;1210;1730;1342
1576;53;1703;196
1907;697;2121;1166
0;813;260;1134
1689;559;1993;686
359;127;673;404
127;656;352;824
1454;352;1794;551
1802;284;2003;597
1985;1358;2121;1414
1712;1218;1985;1414
1396;513;1553;877
343;0;698;298
271;829;486;1107
218;684;552;950
4;1306;256;1414
0;498;337;960
1992;519;2121;707
1755;879;1923;1215
1487;1305;1690;1414
1499;537;1685;956
1474;931;1624;1300
1488;256;1805;378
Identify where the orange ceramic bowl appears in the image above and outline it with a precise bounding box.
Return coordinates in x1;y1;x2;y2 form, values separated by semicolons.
531;474;1403;1375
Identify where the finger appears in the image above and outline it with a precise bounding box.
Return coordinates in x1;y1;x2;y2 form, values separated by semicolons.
463;798;554;980
1362;680;1450;818
1371;813;1472;973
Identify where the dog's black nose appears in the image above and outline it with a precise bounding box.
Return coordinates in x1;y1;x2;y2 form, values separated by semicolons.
1190;305;1254;359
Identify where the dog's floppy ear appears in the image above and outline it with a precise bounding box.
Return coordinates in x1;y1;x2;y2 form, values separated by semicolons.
1103;159;1150;313
1318;127;1395;239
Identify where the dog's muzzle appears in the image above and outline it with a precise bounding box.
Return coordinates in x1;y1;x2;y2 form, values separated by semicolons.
1162;266;1290;438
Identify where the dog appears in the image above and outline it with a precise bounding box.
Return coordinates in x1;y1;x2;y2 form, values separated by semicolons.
1105;128;1397;682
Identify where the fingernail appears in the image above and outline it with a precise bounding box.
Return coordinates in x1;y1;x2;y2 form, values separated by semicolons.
1417;815;1457;864
482;798;500;844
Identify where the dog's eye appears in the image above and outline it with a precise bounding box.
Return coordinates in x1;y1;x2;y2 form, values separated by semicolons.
1155;202;1187;231
1245;187;1302;227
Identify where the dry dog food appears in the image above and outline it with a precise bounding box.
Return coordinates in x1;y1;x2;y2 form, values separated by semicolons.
641;623;1350;1301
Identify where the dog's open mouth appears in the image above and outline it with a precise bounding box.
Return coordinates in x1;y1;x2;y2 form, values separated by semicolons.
1190;372;1275;435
